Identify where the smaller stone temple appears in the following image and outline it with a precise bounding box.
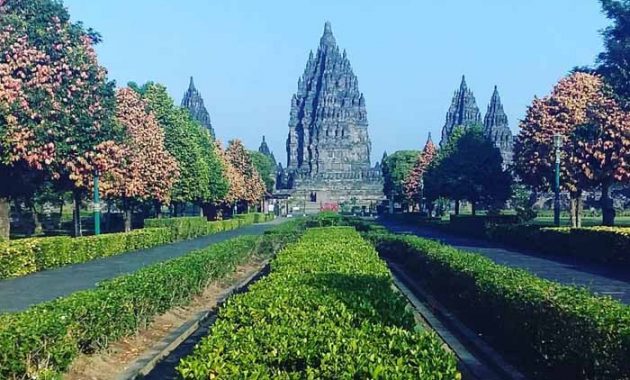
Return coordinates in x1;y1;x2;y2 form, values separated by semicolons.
181;76;215;137
440;75;482;148
258;136;277;166
483;86;513;165
439;76;513;165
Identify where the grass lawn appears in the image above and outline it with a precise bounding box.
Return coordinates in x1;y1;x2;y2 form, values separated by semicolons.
531;216;630;227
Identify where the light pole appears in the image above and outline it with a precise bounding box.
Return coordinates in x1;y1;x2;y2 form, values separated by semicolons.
93;171;101;235
553;133;563;227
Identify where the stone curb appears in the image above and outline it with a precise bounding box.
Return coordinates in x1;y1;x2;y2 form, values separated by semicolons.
389;262;527;380
116;260;270;380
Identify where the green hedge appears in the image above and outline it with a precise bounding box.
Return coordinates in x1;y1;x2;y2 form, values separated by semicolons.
177;227;459;379
0;213;273;280
0;228;172;279
367;231;630;379
486;224;630;265
0;222;297;379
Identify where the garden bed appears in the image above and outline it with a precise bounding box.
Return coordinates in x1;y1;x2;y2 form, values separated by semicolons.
177;227;459;379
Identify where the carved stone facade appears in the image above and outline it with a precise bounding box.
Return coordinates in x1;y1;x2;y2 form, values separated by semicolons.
181;76;215;137
483;86;513;165
440;76;514;165
278;22;383;205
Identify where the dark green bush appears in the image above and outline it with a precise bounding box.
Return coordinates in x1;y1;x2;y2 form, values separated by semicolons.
486;225;630;265
367;232;630;379
0;224;296;379
178;227;459;379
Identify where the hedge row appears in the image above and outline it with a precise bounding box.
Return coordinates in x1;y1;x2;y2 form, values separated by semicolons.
0;213;273;280
0;222;298;379
485;224;630;265
367;231;630;379
177;227;459;379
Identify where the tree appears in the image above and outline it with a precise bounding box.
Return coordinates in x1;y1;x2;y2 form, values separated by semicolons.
569;94;630;225
382;150;420;207
0;0;121;238
249;151;276;193
403;134;437;209
138;83;227;216
101;88;178;231
597;0;630;106
226;140;265;211
425;127;512;215
514;73;605;227
214;140;247;216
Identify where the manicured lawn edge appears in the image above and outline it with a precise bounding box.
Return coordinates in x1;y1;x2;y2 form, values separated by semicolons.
177;227;459;379
0;213;273;280
0;219;296;379
366;230;630;379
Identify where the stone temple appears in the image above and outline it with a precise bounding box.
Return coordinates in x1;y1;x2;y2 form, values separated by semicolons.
181;76;215;137
439;76;513;165
276;22;383;205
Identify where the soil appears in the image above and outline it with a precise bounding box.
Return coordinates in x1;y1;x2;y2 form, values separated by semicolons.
63;259;266;380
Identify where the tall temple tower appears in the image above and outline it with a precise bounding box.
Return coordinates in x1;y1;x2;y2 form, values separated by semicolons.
181;77;215;137
280;22;382;204
258;135;277;166
483;86;513;165
440;75;482;147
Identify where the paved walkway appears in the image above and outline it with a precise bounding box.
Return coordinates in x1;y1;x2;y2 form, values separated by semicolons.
0;219;285;313
381;220;630;304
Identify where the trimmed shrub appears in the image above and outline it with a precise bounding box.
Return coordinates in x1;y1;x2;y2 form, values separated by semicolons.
0;223;299;379
0;213;273;280
486;224;630;264
177;227;459;379
0;228;171;279
367;232;630;379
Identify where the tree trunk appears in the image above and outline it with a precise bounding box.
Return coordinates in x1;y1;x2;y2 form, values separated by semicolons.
57;202;64;229
471;201;477;216
601;179;616;226
576;195;583;228
30;201;42;236
0;197;10;240
123;201;132;233
454;200;460;215
154;200;162;219
569;196;577;228
106;201;112;233
199;206;204;217
72;190;82;237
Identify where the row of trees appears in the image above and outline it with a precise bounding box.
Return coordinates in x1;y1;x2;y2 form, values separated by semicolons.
0;0;266;239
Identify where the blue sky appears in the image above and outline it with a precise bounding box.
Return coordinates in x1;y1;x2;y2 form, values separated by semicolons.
64;0;608;164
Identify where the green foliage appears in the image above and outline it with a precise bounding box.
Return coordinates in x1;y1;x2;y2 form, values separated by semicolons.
511;184;537;223
485;224;630;265
144;213;272;241
177;227;459;379
597;0;630;105
139;83;228;204
425;126;512;210
0;228;297;379
249;150;276;193
367;232;630;379
0;214;272;280
382;150;420;204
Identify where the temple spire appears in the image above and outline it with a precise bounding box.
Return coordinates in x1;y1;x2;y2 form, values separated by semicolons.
181;76;215;137
439;75;482;147
484;85;513;166
320;21;337;48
